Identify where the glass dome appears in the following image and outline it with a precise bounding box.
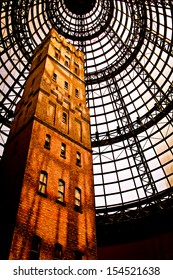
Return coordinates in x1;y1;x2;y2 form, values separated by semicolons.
1;0;173;220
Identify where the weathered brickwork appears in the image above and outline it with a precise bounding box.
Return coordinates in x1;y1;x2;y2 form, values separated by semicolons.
1;28;97;260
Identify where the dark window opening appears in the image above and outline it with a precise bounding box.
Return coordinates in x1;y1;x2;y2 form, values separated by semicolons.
52;73;57;81
54;243;62;260
74;67;78;75
64;81;68;90
44;134;51;149
66;47;70;54
30;235;41;260
75;250;83;260
74;63;79;75
75;89;79;98
55;52;60;60
62;112;67;123
65;56;70;67
65;60;69;67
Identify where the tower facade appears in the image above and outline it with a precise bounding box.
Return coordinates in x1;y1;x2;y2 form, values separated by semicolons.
0;28;97;260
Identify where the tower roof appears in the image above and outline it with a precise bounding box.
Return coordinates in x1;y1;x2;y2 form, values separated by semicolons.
34;28;84;62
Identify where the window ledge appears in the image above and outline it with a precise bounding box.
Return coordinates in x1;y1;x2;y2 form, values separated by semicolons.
74;205;82;213
60;154;66;159
44;145;50;150
37;191;47;198
56;200;66;206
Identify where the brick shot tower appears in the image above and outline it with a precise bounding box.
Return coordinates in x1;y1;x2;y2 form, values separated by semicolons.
0;28;97;260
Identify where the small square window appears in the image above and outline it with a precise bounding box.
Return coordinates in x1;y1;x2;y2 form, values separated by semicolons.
64;81;68;90
52;73;57;81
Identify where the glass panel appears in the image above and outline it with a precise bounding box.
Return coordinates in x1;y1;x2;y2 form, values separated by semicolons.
38;183;46;194
58;192;64;201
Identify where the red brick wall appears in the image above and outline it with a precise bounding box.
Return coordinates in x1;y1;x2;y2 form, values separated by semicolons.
9;119;97;259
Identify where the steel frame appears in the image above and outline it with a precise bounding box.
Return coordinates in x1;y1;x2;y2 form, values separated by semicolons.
1;0;173;224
